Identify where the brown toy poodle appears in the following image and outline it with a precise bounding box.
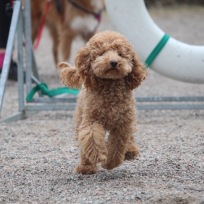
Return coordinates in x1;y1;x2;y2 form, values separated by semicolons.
58;31;147;174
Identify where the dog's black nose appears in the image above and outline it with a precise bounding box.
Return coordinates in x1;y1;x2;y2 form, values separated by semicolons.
110;60;118;68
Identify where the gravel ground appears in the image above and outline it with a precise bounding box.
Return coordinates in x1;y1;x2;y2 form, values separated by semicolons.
0;5;204;204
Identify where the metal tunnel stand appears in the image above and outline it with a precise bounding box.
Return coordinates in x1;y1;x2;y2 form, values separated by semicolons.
0;0;76;122
0;0;42;122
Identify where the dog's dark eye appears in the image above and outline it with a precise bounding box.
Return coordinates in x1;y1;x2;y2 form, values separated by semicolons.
118;53;123;57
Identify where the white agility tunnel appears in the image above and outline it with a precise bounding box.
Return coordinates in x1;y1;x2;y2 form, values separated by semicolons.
105;0;204;84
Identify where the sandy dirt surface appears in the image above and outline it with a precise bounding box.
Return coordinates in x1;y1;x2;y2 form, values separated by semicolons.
0;5;204;204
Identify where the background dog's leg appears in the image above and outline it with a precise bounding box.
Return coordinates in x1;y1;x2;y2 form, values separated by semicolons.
76;123;107;174
31;0;42;43
60;30;75;62
102;126;132;170
124;135;139;161
47;24;59;64
31;16;41;44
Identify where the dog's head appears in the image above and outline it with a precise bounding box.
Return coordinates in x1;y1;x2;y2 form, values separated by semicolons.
75;31;147;90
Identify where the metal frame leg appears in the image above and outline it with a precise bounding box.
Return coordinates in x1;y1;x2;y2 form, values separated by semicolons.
0;0;21;115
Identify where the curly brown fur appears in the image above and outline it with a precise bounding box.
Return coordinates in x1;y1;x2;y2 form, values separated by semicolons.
31;0;104;64
58;62;82;88
58;31;147;174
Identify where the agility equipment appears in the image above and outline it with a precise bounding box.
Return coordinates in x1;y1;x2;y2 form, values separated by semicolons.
105;0;204;84
1;0;204;122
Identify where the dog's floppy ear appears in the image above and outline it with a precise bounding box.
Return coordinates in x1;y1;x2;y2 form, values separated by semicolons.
75;46;97;89
125;53;147;90
57;62;82;88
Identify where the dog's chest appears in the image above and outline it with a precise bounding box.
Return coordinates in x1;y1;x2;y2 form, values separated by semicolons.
90;92;135;128
71;16;98;33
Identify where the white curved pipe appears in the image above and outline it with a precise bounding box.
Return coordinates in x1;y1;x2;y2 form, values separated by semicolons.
105;0;204;84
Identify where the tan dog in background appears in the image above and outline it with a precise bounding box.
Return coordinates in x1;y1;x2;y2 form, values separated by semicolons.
31;0;104;64
58;31;147;174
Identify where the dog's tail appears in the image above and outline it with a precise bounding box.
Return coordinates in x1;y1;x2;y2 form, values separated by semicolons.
57;62;82;88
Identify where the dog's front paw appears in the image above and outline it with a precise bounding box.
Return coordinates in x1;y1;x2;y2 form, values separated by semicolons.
75;164;97;175
125;140;139;160
125;145;139;161
124;150;139;160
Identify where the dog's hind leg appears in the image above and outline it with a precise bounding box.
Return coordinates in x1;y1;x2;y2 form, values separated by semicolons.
76;122;107;174
31;17;41;43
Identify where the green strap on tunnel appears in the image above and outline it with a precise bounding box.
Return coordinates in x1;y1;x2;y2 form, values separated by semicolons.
145;33;170;67
26;83;79;102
